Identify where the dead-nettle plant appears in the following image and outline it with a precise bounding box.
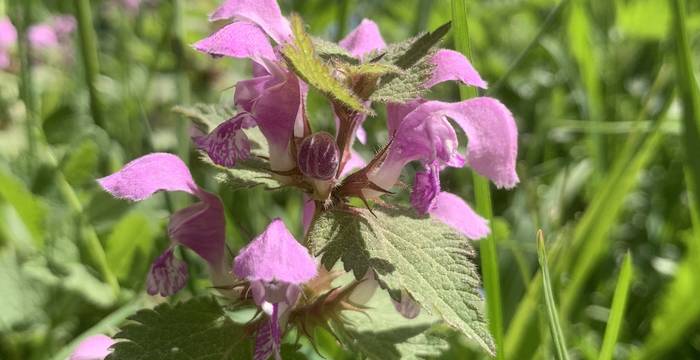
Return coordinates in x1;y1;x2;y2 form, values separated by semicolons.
81;1;520;359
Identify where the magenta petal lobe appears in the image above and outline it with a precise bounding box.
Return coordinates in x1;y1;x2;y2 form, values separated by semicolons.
339;19;386;58
392;291;421;319
209;0;292;44
425;49;487;89
168;190;226;267
429;192;489;240
194;114;252;168
233;219;317;285
97;153;196;201
69;335;115;360
146;249;188;297
410;163;441;215
193;21;276;63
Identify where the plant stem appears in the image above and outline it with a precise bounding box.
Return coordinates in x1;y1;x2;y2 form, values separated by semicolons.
537;230;570;360
451;1;505;359
74;0;106;129
598;252;633;360
13;0;37;159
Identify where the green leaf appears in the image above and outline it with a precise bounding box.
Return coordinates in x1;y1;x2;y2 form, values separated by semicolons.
312;37;358;64
172;103;236;134
108;297;252;360
201;154;281;190
368;23;449;104
615;0;670;40
0;167;46;248
0;250;47;331
105;211;157;282
391;22;451;70
369;60;434;103
344;63;404;77
335;290;448;360
307;207;495;355
537;231;570;360
281;15;368;113
62;138;100;186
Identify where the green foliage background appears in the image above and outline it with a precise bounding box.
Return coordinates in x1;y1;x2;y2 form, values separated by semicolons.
0;0;699;359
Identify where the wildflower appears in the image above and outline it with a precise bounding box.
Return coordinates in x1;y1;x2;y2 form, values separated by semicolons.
28;15;76;50
359;97;518;239
0;17;16;69
69;335;115;360
98;153;227;296
233;218;317;360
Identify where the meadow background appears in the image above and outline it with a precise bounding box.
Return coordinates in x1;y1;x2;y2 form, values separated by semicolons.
1;0;699;359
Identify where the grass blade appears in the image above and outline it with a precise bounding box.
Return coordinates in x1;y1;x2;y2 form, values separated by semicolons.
537;230;570;360
451;1;504;358
598;252;634;360
74;0;106;129
671;0;700;212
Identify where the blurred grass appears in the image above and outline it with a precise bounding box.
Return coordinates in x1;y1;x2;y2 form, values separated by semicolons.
0;0;699;359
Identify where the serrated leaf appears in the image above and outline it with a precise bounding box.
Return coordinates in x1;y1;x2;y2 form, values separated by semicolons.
369;59;435;103
335;290;448;360
344;63;404;77
312;37;358;64
108;297;252;360
201;154;281;190
376;22;451;69
307;207;495;355
281;15;368;113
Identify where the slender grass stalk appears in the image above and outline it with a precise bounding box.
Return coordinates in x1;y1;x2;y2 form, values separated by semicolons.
488;0;570;95
74;0;106;129
598;252;633;360
537;230;570;360
506;63;672;358
13;0;38;160
671;0;700;212
451;1;504;359
172;0;191;163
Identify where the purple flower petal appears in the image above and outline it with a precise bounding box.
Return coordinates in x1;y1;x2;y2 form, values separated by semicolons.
0;17;17;49
233;219;317;284
193;21;276;63
69;335;115;360
28;24;58;48
410;162;441;215
209;0;292;44
146;248;189;297
425;49;487;89
340;149;367;178
194;114;253;168
339;19;386;58
386;100;426;134
302;196;315;235
439;98;519;188
97;153;196;201
429;192;489;240
168;190;226;268
254;313;281;360
236;69;303;171
391;291;421;319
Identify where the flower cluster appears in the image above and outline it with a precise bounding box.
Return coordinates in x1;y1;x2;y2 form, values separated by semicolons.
0;15;76;70
86;0;518;359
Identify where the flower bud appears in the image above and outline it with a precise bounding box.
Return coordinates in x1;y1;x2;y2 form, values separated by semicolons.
297;132;340;181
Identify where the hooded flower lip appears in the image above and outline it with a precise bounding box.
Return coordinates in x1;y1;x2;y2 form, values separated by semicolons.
234;218;316;360
98;153;227;296
69;334;115;360
339;19;387;59
209;0;292;44
370;97;519;194
234;218;317;287
193;21;277;64
425;49;488;89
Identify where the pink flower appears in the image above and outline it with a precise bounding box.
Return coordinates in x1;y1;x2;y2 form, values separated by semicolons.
0;17;17;69
365;98;518;239
98;153;227;296
69;335;115;360
234;218;317;360
28;15;75;49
